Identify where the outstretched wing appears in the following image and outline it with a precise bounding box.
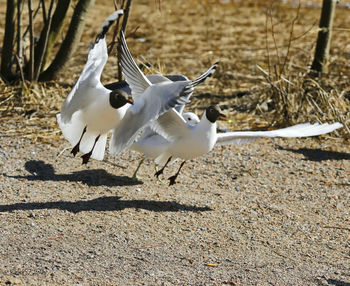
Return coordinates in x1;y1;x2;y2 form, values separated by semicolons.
109;81;191;155
175;62;218;114
60;10;124;123
216;122;343;146
119;31;152;99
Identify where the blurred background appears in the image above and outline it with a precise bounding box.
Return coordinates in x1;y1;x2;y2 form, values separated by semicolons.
0;0;349;141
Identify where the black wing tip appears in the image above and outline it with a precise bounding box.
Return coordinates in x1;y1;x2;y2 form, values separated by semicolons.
208;61;219;73
94;10;124;44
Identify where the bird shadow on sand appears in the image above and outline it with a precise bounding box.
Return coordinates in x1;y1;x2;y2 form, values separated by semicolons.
5;160;142;187
277;146;350;162
0;196;212;213
325;279;350;286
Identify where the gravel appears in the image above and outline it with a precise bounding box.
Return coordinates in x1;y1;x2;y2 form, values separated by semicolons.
0;130;349;285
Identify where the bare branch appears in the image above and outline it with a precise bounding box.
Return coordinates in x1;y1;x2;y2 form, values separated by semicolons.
280;0;300;76
22;1;42;39
16;0;23;74
41;0;47;23
39;0;95;81
39;0;72;70
27;0;35;81
15;54;27;88
33;0;55;81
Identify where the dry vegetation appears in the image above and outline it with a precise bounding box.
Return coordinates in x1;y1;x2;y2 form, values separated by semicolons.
0;0;349;143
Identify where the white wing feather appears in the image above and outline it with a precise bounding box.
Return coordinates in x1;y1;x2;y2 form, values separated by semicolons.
119;31;151;99
150;108;192;142
60;10;124;123
216;122;343;146
109;81;190;154
60;39;108;123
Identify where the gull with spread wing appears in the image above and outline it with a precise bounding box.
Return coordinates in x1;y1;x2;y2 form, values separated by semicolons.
109;31;218;155
150;105;343;186
57;10;132;164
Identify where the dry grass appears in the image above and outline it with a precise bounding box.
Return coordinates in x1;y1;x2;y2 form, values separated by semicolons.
0;0;349;141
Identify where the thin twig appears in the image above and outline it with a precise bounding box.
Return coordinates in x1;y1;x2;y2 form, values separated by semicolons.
41;0;47;23
15;54;27;88
22;0;42;38
27;0;34;81
34;0;55;81
16;0;23;74
265;8;271;76
280;0;300;76
0;93;16;106
269;3;281;77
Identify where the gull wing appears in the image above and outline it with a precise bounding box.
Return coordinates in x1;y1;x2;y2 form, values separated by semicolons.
150;108;192;142
174;62;218;114
109;80;191;154
216;122;343;146
60;10;124;123
119;31;152;99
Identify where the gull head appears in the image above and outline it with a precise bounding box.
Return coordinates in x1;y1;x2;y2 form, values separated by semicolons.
182;112;200;126
109;89;134;109
205;105;226;123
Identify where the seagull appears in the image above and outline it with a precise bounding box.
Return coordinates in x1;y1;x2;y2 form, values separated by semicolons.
150;105;343;186
130;112;200;178
57;10;131;164
108;31;218;155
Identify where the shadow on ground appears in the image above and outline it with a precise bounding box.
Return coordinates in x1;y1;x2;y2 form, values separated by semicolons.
0;196;212;213
326;279;350;286
5;160;141;187
277;147;350;162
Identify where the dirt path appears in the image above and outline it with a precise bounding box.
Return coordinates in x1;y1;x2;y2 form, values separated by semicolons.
0;125;349;285
1;0;349;284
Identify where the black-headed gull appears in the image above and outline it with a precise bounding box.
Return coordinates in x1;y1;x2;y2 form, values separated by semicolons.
108;31;218;155
130;112;200;178
150;105;343;185
57;10;130;164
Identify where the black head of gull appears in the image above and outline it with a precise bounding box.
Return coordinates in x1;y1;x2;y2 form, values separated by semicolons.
109;89;134;109
205;105;226;123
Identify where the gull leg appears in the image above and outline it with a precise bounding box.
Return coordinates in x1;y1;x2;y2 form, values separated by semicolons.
154;156;172;179
71;126;87;157
154;165;165;184
81;135;100;164
168;161;186;186
132;157;145;180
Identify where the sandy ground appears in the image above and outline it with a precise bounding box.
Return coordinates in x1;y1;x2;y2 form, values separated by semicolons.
0;119;349;285
1;0;350;285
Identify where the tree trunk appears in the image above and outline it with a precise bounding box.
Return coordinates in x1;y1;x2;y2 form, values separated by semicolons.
1;0;18;82
33;0;55;82
310;0;337;74
39;0;94;81
34;0;71;71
